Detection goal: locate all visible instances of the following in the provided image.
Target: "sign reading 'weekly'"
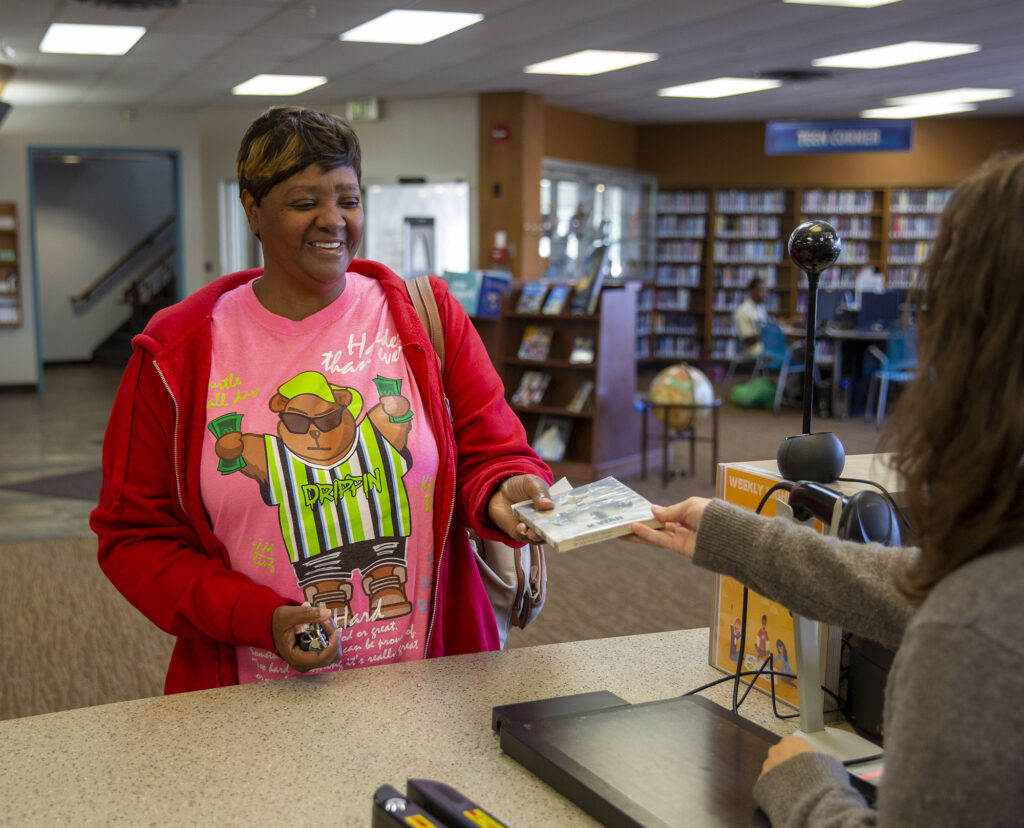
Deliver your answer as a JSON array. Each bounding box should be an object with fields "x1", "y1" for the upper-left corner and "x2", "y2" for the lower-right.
[{"x1": 765, "y1": 120, "x2": 913, "y2": 155}]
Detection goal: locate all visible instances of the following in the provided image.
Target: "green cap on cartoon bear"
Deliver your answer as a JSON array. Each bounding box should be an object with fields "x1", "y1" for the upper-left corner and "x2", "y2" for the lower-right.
[{"x1": 279, "y1": 371, "x2": 362, "y2": 417}]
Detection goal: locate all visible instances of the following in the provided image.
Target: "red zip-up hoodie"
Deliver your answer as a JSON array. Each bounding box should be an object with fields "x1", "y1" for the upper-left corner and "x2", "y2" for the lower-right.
[{"x1": 91, "y1": 261, "x2": 551, "y2": 694}]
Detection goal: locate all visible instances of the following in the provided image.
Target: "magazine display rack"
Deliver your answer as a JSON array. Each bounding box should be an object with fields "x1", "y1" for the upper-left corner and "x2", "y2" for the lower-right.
[{"x1": 501, "y1": 282, "x2": 641, "y2": 483}]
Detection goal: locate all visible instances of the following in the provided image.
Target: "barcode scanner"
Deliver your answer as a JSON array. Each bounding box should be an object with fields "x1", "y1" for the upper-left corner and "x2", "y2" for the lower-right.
[{"x1": 788, "y1": 481, "x2": 901, "y2": 545}]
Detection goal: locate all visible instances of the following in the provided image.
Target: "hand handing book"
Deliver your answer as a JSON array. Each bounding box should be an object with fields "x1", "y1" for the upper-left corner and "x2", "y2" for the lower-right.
[{"x1": 512, "y1": 477, "x2": 663, "y2": 552}]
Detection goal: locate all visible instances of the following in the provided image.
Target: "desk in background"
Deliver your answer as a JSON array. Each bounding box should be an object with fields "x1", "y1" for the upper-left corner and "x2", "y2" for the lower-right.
[
  {"x1": 823, "y1": 325, "x2": 894, "y2": 419},
  {"x1": 0, "y1": 630, "x2": 795, "y2": 827}
]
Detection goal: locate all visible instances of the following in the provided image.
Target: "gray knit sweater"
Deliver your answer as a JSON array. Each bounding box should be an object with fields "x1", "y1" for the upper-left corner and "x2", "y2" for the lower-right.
[{"x1": 694, "y1": 499, "x2": 1024, "y2": 827}]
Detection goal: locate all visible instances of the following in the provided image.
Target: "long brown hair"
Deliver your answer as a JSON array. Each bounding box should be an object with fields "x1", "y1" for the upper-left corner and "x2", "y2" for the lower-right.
[{"x1": 882, "y1": 152, "x2": 1024, "y2": 603}]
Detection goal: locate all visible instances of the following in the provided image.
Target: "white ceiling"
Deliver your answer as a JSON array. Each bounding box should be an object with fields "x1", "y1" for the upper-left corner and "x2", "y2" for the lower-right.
[{"x1": 1, "y1": 0, "x2": 1022, "y2": 124}]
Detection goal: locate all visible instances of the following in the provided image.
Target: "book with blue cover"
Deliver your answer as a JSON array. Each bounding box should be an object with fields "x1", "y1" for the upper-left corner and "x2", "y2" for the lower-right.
[{"x1": 516, "y1": 282, "x2": 548, "y2": 313}]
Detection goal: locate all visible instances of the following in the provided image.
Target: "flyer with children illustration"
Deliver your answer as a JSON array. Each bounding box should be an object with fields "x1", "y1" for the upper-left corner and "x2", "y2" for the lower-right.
[{"x1": 711, "y1": 462, "x2": 838, "y2": 710}]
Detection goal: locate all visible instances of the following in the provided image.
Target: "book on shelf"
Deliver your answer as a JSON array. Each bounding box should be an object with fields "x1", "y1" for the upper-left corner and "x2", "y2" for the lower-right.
[
  {"x1": 541, "y1": 283, "x2": 571, "y2": 315},
  {"x1": 517, "y1": 325, "x2": 554, "y2": 361},
  {"x1": 531, "y1": 415, "x2": 573, "y2": 462},
  {"x1": 510, "y1": 371, "x2": 551, "y2": 407},
  {"x1": 516, "y1": 281, "x2": 548, "y2": 313},
  {"x1": 512, "y1": 476, "x2": 663, "y2": 553},
  {"x1": 569, "y1": 243, "x2": 609, "y2": 316},
  {"x1": 568, "y1": 335, "x2": 595, "y2": 364},
  {"x1": 566, "y1": 379, "x2": 594, "y2": 413}
]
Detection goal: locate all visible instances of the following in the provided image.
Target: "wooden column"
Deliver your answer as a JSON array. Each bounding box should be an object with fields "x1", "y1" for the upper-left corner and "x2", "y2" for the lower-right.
[{"x1": 478, "y1": 92, "x2": 544, "y2": 282}]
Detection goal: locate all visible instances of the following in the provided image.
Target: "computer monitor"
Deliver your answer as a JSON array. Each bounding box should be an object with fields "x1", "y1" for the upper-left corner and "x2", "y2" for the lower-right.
[
  {"x1": 857, "y1": 291, "x2": 901, "y2": 331},
  {"x1": 815, "y1": 289, "x2": 848, "y2": 325}
]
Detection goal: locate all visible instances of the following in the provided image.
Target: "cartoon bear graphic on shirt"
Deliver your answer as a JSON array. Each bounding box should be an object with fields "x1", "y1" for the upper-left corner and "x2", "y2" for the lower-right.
[{"x1": 213, "y1": 370, "x2": 414, "y2": 625}]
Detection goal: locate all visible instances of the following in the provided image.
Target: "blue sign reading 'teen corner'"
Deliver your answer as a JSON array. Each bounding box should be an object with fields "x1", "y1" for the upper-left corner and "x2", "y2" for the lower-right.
[{"x1": 765, "y1": 120, "x2": 913, "y2": 155}]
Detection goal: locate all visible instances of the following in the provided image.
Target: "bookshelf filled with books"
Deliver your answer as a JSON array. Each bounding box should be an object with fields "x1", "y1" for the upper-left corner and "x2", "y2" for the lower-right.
[
  {"x1": 887, "y1": 187, "x2": 952, "y2": 290},
  {"x1": 643, "y1": 185, "x2": 952, "y2": 371},
  {"x1": 794, "y1": 188, "x2": 885, "y2": 316},
  {"x1": 501, "y1": 281, "x2": 641, "y2": 483},
  {"x1": 639, "y1": 188, "x2": 708, "y2": 366},
  {"x1": 709, "y1": 188, "x2": 793, "y2": 362}
]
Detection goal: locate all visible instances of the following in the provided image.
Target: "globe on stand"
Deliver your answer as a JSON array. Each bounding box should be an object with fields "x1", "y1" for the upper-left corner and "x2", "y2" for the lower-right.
[{"x1": 648, "y1": 363, "x2": 714, "y2": 431}]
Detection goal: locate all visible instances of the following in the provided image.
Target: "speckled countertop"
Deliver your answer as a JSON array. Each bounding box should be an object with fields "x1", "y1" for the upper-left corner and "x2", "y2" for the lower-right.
[{"x1": 0, "y1": 629, "x2": 795, "y2": 826}]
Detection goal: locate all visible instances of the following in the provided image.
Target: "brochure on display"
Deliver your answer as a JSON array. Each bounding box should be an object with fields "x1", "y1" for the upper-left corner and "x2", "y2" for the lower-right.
[{"x1": 512, "y1": 476, "x2": 663, "y2": 552}]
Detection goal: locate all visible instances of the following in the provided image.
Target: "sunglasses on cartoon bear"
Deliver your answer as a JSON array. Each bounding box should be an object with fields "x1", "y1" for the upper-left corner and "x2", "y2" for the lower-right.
[{"x1": 278, "y1": 408, "x2": 345, "y2": 434}]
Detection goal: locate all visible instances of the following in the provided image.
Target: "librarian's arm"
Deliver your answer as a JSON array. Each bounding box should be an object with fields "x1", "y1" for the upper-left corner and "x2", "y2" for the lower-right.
[{"x1": 629, "y1": 497, "x2": 711, "y2": 559}]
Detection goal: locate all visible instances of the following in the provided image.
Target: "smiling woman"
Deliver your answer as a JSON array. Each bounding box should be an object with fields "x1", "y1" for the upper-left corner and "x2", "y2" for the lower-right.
[{"x1": 90, "y1": 106, "x2": 555, "y2": 697}]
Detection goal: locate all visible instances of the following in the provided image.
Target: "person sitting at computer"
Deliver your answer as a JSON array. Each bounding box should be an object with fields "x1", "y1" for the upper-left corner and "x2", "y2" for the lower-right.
[
  {"x1": 733, "y1": 276, "x2": 769, "y2": 356},
  {"x1": 631, "y1": 151, "x2": 1024, "y2": 826}
]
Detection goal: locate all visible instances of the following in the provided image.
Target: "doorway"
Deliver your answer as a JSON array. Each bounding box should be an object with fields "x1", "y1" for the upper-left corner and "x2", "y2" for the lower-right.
[{"x1": 28, "y1": 147, "x2": 182, "y2": 366}]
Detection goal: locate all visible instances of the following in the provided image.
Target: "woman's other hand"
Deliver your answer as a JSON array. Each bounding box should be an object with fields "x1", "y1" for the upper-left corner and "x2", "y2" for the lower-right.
[
  {"x1": 627, "y1": 496, "x2": 711, "y2": 560},
  {"x1": 759, "y1": 735, "x2": 820, "y2": 779},
  {"x1": 487, "y1": 474, "x2": 553, "y2": 542},
  {"x1": 271, "y1": 604, "x2": 341, "y2": 672}
]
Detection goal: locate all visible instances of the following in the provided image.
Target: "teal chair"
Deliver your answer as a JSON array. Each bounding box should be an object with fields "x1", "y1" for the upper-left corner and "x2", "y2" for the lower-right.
[
  {"x1": 751, "y1": 321, "x2": 819, "y2": 413},
  {"x1": 864, "y1": 328, "x2": 917, "y2": 428}
]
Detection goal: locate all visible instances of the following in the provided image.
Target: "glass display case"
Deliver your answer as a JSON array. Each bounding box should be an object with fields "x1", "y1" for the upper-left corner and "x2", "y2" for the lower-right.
[{"x1": 538, "y1": 159, "x2": 656, "y2": 287}]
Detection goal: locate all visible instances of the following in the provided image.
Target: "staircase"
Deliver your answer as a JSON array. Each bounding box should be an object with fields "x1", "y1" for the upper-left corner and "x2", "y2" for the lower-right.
[{"x1": 68, "y1": 216, "x2": 179, "y2": 367}]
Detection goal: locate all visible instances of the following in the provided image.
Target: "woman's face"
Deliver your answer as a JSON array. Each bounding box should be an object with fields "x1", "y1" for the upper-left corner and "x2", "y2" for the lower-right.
[{"x1": 243, "y1": 163, "x2": 364, "y2": 295}]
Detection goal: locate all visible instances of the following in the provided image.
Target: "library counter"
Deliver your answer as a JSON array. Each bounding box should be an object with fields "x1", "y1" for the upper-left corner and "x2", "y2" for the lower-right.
[{"x1": 0, "y1": 629, "x2": 795, "y2": 827}]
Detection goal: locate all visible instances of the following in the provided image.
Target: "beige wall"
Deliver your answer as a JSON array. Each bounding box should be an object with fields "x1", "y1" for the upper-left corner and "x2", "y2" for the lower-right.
[
  {"x1": 0, "y1": 95, "x2": 479, "y2": 386},
  {"x1": 636, "y1": 117, "x2": 1024, "y2": 187},
  {"x1": 198, "y1": 95, "x2": 480, "y2": 281}
]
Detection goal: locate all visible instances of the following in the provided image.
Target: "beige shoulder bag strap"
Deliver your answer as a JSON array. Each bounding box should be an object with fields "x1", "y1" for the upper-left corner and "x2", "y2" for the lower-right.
[
  {"x1": 401, "y1": 274, "x2": 546, "y2": 648},
  {"x1": 405, "y1": 275, "x2": 445, "y2": 378}
]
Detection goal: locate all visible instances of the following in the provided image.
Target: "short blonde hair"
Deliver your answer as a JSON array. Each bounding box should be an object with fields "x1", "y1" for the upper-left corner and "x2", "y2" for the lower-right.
[{"x1": 236, "y1": 106, "x2": 362, "y2": 205}]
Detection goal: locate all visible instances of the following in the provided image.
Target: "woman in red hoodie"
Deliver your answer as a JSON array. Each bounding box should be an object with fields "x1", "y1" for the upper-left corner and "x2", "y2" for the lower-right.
[{"x1": 91, "y1": 106, "x2": 552, "y2": 694}]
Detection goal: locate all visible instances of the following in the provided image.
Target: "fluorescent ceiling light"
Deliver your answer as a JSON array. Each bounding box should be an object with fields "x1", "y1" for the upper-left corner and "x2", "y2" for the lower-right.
[
  {"x1": 524, "y1": 49, "x2": 658, "y2": 76},
  {"x1": 887, "y1": 87, "x2": 1013, "y2": 105},
  {"x1": 232, "y1": 74, "x2": 327, "y2": 96},
  {"x1": 658, "y1": 77, "x2": 782, "y2": 98},
  {"x1": 339, "y1": 10, "x2": 483, "y2": 45},
  {"x1": 861, "y1": 102, "x2": 976, "y2": 118},
  {"x1": 813, "y1": 41, "x2": 979, "y2": 69},
  {"x1": 784, "y1": 0, "x2": 902, "y2": 7},
  {"x1": 40, "y1": 23, "x2": 146, "y2": 56}
]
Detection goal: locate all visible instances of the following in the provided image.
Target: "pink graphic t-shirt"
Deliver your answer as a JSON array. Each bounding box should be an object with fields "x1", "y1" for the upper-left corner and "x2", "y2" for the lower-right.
[{"x1": 199, "y1": 274, "x2": 439, "y2": 683}]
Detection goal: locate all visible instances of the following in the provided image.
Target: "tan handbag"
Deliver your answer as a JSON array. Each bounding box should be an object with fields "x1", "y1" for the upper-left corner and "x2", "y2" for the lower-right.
[{"x1": 404, "y1": 275, "x2": 547, "y2": 647}]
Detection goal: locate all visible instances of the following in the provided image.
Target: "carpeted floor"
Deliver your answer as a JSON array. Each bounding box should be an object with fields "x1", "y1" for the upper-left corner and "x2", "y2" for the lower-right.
[{"x1": 0, "y1": 537, "x2": 174, "y2": 721}]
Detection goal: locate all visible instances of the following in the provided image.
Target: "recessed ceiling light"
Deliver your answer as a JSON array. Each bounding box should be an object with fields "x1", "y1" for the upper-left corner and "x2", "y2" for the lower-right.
[
  {"x1": 861, "y1": 102, "x2": 977, "y2": 118},
  {"x1": 813, "y1": 41, "x2": 979, "y2": 69},
  {"x1": 40, "y1": 23, "x2": 146, "y2": 55},
  {"x1": 524, "y1": 50, "x2": 659, "y2": 76},
  {"x1": 783, "y1": 0, "x2": 902, "y2": 7},
  {"x1": 339, "y1": 10, "x2": 483, "y2": 45},
  {"x1": 886, "y1": 87, "x2": 1013, "y2": 105},
  {"x1": 231, "y1": 74, "x2": 327, "y2": 96},
  {"x1": 658, "y1": 77, "x2": 783, "y2": 98}
]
